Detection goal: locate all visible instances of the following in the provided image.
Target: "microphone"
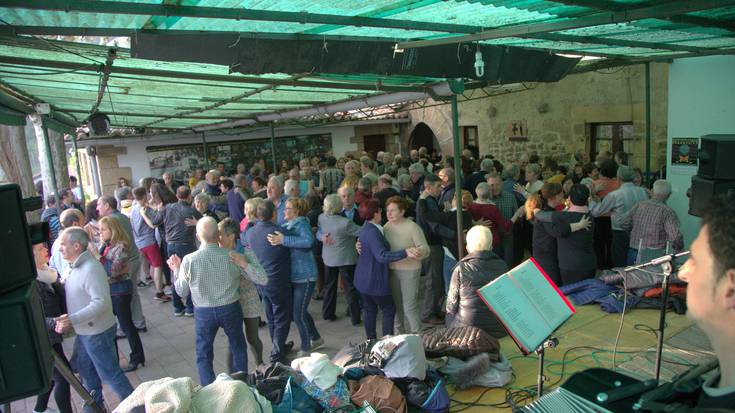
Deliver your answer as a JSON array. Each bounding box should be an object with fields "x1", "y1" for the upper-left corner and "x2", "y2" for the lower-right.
[{"x1": 623, "y1": 251, "x2": 690, "y2": 272}]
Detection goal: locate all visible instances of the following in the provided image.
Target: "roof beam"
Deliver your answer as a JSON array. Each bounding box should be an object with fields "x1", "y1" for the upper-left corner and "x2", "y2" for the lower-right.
[
  {"x1": 571, "y1": 46, "x2": 735, "y2": 73},
  {"x1": 530, "y1": 32, "x2": 714, "y2": 53},
  {"x1": 0, "y1": 55, "x2": 424, "y2": 92},
  {"x1": 397, "y1": 0, "x2": 735, "y2": 48},
  {"x1": 0, "y1": 25, "x2": 721, "y2": 56},
  {"x1": 141, "y1": 74, "x2": 308, "y2": 127},
  {"x1": 548, "y1": 0, "x2": 735, "y2": 32},
  {"x1": 0, "y1": 0, "x2": 479, "y2": 34}
]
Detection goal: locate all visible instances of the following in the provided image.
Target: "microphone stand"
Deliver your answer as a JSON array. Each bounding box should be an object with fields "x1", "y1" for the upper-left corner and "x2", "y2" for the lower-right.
[{"x1": 623, "y1": 251, "x2": 690, "y2": 384}]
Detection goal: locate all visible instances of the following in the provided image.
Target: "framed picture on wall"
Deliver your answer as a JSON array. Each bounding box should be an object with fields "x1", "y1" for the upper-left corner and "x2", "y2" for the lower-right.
[
  {"x1": 507, "y1": 120, "x2": 528, "y2": 141},
  {"x1": 671, "y1": 137, "x2": 699, "y2": 166}
]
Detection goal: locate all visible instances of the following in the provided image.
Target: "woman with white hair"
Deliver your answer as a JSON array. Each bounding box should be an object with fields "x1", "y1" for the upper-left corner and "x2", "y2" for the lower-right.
[
  {"x1": 445, "y1": 225, "x2": 509, "y2": 338},
  {"x1": 317, "y1": 193, "x2": 362, "y2": 323}
]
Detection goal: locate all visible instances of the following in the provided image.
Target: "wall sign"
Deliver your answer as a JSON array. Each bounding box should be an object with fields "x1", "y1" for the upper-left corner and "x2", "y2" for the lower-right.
[
  {"x1": 507, "y1": 120, "x2": 528, "y2": 141},
  {"x1": 671, "y1": 137, "x2": 699, "y2": 167}
]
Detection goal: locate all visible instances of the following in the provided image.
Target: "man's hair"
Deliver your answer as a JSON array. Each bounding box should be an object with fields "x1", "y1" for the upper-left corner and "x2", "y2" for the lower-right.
[
  {"x1": 599, "y1": 159, "x2": 618, "y2": 179},
  {"x1": 323, "y1": 194, "x2": 342, "y2": 215},
  {"x1": 100, "y1": 195, "x2": 117, "y2": 210},
  {"x1": 424, "y1": 174, "x2": 441, "y2": 186},
  {"x1": 702, "y1": 194, "x2": 735, "y2": 283},
  {"x1": 252, "y1": 176, "x2": 266, "y2": 188},
  {"x1": 475, "y1": 182, "x2": 491, "y2": 200},
  {"x1": 176, "y1": 185, "x2": 191, "y2": 200},
  {"x1": 466, "y1": 225, "x2": 493, "y2": 254},
  {"x1": 194, "y1": 193, "x2": 210, "y2": 206},
  {"x1": 652, "y1": 180, "x2": 672, "y2": 197},
  {"x1": 132, "y1": 186, "x2": 148, "y2": 201},
  {"x1": 268, "y1": 176, "x2": 283, "y2": 189},
  {"x1": 256, "y1": 200, "x2": 276, "y2": 221},
  {"x1": 358, "y1": 177, "x2": 372, "y2": 191},
  {"x1": 408, "y1": 163, "x2": 425, "y2": 174},
  {"x1": 69, "y1": 176, "x2": 77, "y2": 183},
  {"x1": 45, "y1": 194, "x2": 57, "y2": 206},
  {"x1": 378, "y1": 175, "x2": 393, "y2": 186},
  {"x1": 115, "y1": 186, "x2": 132, "y2": 201},
  {"x1": 62, "y1": 227, "x2": 89, "y2": 250},
  {"x1": 60, "y1": 208, "x2": 84, "y2": 228},
  {"x1": 480, "y1": 158, "x2": 494, "y2": 172},
  {"x1": 582, "y1": 162, "x2": 597, "y2": 176},
  {"x1": 486, "y1": 172, "x2": 501, "y2": 181},
  {"x1": 284, "y1": 179, "x2": 299, "y2": 195},
  {"x1": 569, "y1": 184, "x2": 590, "y2": 207},
  {"x1": 338, "y1": 186, "x2": 355, "y2": 197},
  {"x1": 218, "y1": 217, "x2": 239, "y2": 238},
  {"x1": 220, "y1": 178, "x2": 234, "y2": 191},
  {"x1": 326, "y1": 156, "x2": 337, "y2": 167},
  {"x1": 196, "y1": 216, "x2": 219, "y2": 243},
  {"x1": 360, "y1": 157, "x2": 374, "y2": 170},
  {"x1": 385, "y1": 195, "x2": 409, "y2": 212},
  {"x1": 617, "y1": 165, "x2": 635, "y2": 182},
  {"x1": 396, "y1": 174, "x2": 411, "y2": 189}
]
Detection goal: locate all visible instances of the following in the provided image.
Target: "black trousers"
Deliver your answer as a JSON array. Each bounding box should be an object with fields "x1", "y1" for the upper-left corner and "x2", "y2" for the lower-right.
[
  {"x1": 611, "y1": 230, "x2": 631, "y2": 269},
  {"x1": 594, "y1": 217, "x2": 613, "y2": 269},
  {"x1": 34, "y1": 342, "x2": 73, "y2": 413},
  {"x1": 111, "y1": 292, "x2": 145, "y2": 365},
  {"x1": 322, "y1": 265, "x2": 361, "y2": 324}
]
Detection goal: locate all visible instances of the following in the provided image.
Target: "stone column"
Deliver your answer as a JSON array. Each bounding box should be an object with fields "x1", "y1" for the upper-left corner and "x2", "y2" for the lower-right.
[
  {"x1": 29, "y1": 114, "x2": 57, "y2": 202},
  {"x1": 0, "y1": 123, "x2": 40, "y2": 221},
  {"x1": 48, "y1": 128, "x2": 69, "y2": 190}
]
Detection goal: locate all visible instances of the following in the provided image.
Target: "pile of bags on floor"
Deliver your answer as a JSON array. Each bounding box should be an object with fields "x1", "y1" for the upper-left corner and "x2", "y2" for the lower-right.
[
  {"x1": 559, "y1": 267, "x2": 688, "y2": 314},
  {"x1": 115, "y1": 326, "x2": 512, "y2": 413}
]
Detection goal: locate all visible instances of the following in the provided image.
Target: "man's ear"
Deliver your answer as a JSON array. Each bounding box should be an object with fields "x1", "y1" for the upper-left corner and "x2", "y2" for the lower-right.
[{"x1": 723, "y1": 269, "x2": 735, "y2": 311}]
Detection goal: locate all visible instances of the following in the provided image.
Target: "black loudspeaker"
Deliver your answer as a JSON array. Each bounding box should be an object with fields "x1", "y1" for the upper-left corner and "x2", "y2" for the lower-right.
[
  {"x1": 0, "y1": 184, "x2": 37, "y2": 294},
  {"x1": 698, "y1": 134, "x2": 735, "y2": 180},
  {"x1": 689, "y1": 175, "x2": 735, "y2": 217},
  {"x1": 0, "y1": 282, "x2": 53, "y2": 403}
]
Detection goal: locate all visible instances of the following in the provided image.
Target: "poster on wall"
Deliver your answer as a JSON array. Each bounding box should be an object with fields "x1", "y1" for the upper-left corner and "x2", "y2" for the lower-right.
[
  {"x1": 507, "y1": 120, "x2": 528, "y2": 141},
  {"x1": 147, "y1": 134, "x2": 332, "y2": 180},
  {"x1": 671, "y1": 137, "x2": 699, "y2": 167}
]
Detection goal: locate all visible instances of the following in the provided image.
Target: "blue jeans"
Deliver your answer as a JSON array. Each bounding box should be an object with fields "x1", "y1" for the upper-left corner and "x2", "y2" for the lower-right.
[
  {"x1": 262, "y1": 284, "x2": 292, "y2": 363},
  {"x1": 361, "y1": 293, "x2": 395, "y2": 340},
  {"x1": 167, "y1": 242, "x2": 195, "y2": 314},
  {"x1": 292, "y1": 281, "x2": 321, "y2": 352},
  {"x1": 194, "y1": 301, "x2": 247, "y2": 385},
  {"x1": 73, "y1": 325, "x2": 133, "y2": 410}
]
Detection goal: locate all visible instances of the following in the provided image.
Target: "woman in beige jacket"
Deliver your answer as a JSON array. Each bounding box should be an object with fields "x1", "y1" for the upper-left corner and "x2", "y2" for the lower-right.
[{"x1": 383, "y1": 196, "x2": 429, "y2": 333}]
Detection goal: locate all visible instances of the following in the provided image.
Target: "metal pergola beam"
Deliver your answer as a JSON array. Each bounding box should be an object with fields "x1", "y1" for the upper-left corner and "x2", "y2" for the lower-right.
[
  {"x1": 548, "y1": 0, "x2": 735, "y2": 32},
  {"x1": 0, "y1": 55, "x2": 426, "y2": 92},
  {"x1": 0, "y1": 24, "x2": 723, "y2": 57},
  {"x1": 397, "y1": 0, "x2": 735, "y2": 48},
  {"x1": 570, "y1": 46, "x2": 735, "y2": 73},
  {"x1": 141, "y1": 75, "x2": 307, "y2": 127},
  {"x1": 530, "y1": 32, "x2": 714, "y2": 54},
  {"x1": 0, "y1": 0, "x2": 479, "y2": 34}
]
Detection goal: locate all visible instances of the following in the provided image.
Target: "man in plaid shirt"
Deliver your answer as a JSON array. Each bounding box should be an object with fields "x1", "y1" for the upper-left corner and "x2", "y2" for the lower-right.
[{"x1": 621, "y1": 179, "x2": 683, "y2": 265}]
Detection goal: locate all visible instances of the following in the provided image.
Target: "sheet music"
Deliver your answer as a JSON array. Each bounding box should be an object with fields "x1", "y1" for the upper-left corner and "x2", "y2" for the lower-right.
[{"x1": 478, "y1": 259, "x2": 575, "y2": 353}]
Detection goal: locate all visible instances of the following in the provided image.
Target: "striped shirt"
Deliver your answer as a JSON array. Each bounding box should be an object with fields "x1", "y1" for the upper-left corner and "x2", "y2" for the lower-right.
[
  {"x1": 621, "y1": 199, "x2": 684, "y2": 251},
  {"x1": 321, "y1": 168, "x2": 343, "y2": 195},
  {"x1": 590, "y1": 182, "x2": 649, "y2": 231},
  {"x1": 175, "y1": 243, "x2": 242, "y2": 308},
  {"x1": 489, "y1": 190, "x2": 519, "y2": 220}
]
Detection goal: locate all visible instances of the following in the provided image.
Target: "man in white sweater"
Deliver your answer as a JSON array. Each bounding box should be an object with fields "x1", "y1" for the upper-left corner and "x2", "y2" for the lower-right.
[{"x1": 54, "y1": 227, "x2": 133, "y2": 410}]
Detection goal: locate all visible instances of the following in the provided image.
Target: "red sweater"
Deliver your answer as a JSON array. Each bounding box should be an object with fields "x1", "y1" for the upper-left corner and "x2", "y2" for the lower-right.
[{"x1": 468, "y1": 202, "x2": 512, "y2": 248}]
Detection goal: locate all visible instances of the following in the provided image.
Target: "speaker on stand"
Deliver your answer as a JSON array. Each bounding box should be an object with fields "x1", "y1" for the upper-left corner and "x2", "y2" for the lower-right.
[{"x1": 688, "y1": 134, "x2": 735, "y2": 217}]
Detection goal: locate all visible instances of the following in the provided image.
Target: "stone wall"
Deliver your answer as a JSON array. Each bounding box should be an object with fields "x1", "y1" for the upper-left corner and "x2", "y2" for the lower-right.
[{"x1": 407, "y1": 62, "x2": 669, "y2": 170}]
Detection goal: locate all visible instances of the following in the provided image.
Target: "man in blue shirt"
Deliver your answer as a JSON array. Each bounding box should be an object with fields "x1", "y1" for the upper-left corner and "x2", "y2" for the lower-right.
[
  {"x1": 246, "y1": 200, "x2": 293, "y2": 362},
  {"x1": 266, "y1": 176, "x2": 288, "y2": 225}
]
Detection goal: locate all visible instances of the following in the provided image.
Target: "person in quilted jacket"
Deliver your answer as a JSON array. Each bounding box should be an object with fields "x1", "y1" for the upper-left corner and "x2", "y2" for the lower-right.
[{"x1": 445, "y1": 225, "x2": 508, "y2": 338}]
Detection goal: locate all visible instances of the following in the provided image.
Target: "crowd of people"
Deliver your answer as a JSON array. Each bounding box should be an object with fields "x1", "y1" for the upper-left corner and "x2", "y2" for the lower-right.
[{"x1": 31, "y1": 146, "x2": 688, "y2": 411}]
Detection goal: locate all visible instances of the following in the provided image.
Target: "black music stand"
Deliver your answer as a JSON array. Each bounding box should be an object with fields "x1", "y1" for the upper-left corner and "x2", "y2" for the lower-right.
[
  {"x1": 535, "y1": 337, "x2": 559, "y2": 398},
  {"x1": 622, "y1": 251, "x2": 689, "y2": 383}
]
